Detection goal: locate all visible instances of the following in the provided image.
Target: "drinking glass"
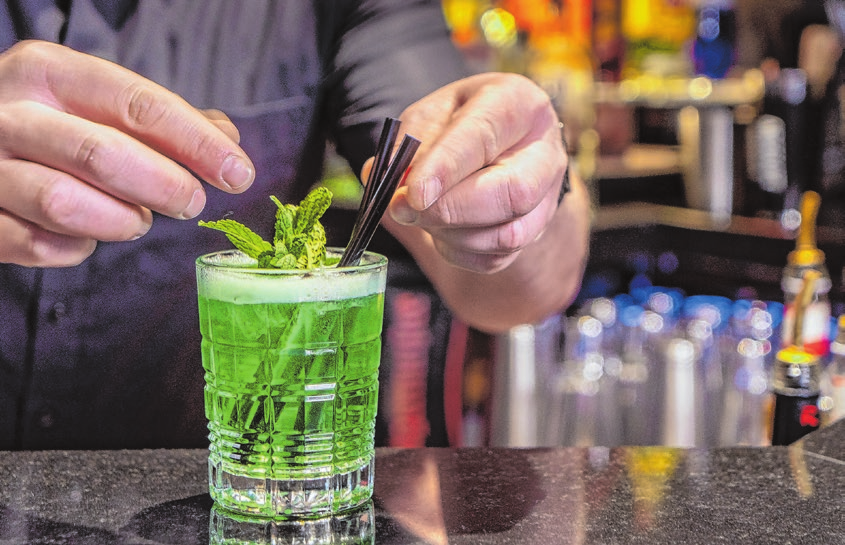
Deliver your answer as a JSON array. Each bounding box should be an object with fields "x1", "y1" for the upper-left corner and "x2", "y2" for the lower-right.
[{"x1": 196, "y1": 248, "x2": 387, "y2": 518}]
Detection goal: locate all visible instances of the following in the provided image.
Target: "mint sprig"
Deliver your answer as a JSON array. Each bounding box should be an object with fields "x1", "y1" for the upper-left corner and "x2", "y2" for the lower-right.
[{"x1": 199, "y1": 187, "x2": 333, "y2": 270}]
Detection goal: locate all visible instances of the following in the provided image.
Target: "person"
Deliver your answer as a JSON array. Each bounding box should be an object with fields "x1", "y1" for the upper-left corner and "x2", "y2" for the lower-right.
[{"x1": 0, "y1": 1, "x2": 591, "y2": 450}]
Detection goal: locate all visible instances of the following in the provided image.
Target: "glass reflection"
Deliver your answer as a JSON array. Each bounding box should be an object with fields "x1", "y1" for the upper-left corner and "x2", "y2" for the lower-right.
[{"x1": 208, "y1": 501, "x2": 374, "y2": 545}]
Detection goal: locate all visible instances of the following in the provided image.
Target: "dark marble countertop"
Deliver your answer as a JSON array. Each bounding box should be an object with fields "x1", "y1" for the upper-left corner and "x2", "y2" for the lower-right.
[{"x1": 1, "y1": 421, "x2": 843, "y2": 544}]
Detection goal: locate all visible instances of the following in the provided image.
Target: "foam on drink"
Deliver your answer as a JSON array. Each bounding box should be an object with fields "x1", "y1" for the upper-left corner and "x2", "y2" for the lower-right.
[{"x1": 198, "y1": 249, "x2": 386, "y2": 304}]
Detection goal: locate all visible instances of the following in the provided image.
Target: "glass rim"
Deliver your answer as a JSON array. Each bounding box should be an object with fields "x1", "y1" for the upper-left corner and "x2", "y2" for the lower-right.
[{"x1": 196, "y1": 247, "x2": 387, "y2": 276}]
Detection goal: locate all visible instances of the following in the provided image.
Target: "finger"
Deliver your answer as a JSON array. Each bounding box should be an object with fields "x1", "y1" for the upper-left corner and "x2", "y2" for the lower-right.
[
  {"x1": 0, "y1": 157, "x2": 153, "y2": 240},
  {"x1": 430, "y1": 236, "x2": 519, "y2": 274},
  {"x1": 359, "y1": 157, "x2": 374, "y2": 186},
  {"x1": 0, "y1": 210, "x2": 96, "y2": 267},
  {"x1": 202, "y1": 109, "x2": 241, "y2": 143},
  {"x1": 13, "y1": 41, "x2": 255, "y2": 192},
  {"x1": 402, "y1": 75, "x2": 555, "y2": 209},
  {"x1": 0, "y1": 101, "x2": 205, "y2": 219},
  {"x1": 424, "y1": 201, "x2": 556, "y2": 257},
  {"x1": 390, "y1": 136, "x2": 564, "y2": 228}
]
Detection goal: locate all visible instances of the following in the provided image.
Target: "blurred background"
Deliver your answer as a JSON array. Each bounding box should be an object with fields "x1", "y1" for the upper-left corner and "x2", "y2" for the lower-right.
[{"x1": 324, "y1": 0, "x2": 845, "y2": 450}]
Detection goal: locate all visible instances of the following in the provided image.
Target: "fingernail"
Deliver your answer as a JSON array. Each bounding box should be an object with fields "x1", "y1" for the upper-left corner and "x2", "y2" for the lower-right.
[
  {"x1": 389, "y1": 200, "x2": 418, "y2": 225},
  {"x1": 221, "y1": 154, "x2": 254, "y2": 191},
  {"x1": 413, "y1": 176, "x2": 442, "y2": 209},
  {"x1": 130, "y1": 221, "x2": 152, "y2": 241},
  {"x1": 181, "y1": 189, "x2": 206, "y2": 219}
]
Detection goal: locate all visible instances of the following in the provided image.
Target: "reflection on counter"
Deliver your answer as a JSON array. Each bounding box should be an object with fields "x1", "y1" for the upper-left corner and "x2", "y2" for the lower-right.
[{"x1": 209, "y1": 502, "x2": 375, "y2": 544}]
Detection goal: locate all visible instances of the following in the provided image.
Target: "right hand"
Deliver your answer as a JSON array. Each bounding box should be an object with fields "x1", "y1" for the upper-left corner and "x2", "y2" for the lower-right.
[{"x1": 0, "y1": 40, "x2": 256, "y2": 267}]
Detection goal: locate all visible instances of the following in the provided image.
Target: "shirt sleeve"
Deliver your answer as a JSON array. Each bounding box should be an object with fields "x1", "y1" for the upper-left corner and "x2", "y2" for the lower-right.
[{"x1": 318, "y1": 0, "x2": 470, "y2": 176}]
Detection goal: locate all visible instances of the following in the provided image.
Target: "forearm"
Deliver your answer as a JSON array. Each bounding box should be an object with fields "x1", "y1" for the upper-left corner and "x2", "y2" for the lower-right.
[{"x1": 385, "y1": 173, "x2": 591, "y2": 334}]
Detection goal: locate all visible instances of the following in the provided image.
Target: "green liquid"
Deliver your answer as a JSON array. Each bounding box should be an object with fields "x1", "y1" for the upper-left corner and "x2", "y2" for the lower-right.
[{"x1": 197, "y1": 259, "x2": 385, "y2": 517}]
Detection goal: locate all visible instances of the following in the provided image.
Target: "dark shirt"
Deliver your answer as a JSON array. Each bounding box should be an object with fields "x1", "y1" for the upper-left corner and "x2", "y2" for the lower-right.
[{"x1": 0, "y1": 0, "x2": 467, "y2": 449}]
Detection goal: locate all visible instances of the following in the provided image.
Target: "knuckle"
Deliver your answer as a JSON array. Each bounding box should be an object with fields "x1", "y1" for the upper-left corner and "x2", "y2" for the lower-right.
[
  {"x1": 428, "y1": 193, "x2": 461, "y2": 226},
  {"x1": 120, "y1": 82, "x2": 167, "y2": 129},
  {"x1": 71, "y1": 131, "x2": 126, "y2": 185},
  {"x1": 468, "y1": 114, "x2": 499, "y2": 165},
  {"x1": 155, "y1": 176, "x2": 192, "y2": 213},
  {"x1": 0, "y1": 41, "x2": 54, "y2": 92},
  {"x1": 496, "y1": 219, "x2": 531, "y2": 253},
  {"x1": 36, "y1": 176, "x2": 79, "y2": 228},
  {"x1": 182, "y1": 128, "x2": 220, "y2": 159},
  {"x1": 501, "y1": 172, "x2": 542, "y2": 218},
  {"x1": 5, "y1": 40, "x2": 52, "y2": 68},
  {"x1": 69, "y1": 130, "x2": 191, "y2": 214},
  {"x1": 74, "y1": 133, "x2": 102, "y2": 172}
]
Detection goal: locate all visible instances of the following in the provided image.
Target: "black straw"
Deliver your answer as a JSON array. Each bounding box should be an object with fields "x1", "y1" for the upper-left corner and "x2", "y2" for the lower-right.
[
  {"x1": 339, "y1": 119, "x2": 421, "y2": 267},
  {"x1": 348, "y1": 118, "x2": 402, "y2": 245}
]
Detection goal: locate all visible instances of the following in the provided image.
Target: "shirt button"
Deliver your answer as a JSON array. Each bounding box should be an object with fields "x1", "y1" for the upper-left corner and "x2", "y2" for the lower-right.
[
  {"x1": 37, "y1": 409, "x2": 55, "y2": 429},
  {"x1": 49, "y1": 302, "x2": 67, "y2": 322}
]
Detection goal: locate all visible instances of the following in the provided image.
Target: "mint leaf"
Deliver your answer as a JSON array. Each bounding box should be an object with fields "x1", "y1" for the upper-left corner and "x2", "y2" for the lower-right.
[
  {"x1": 270, "y1": 196, "x2": 295, "y2": 249},
  {"x1": 200, "y1": 187, "x2": 333, "y2": 270},
  {"x1": 293, "y1": 187, "x2": 332, "y2": 236},
  {"x1": 197, "y1": 219, "x2": 272, "y2": 260},
  {"x1": 270, "y1": 253, "x2": 297, "y2": 269}
]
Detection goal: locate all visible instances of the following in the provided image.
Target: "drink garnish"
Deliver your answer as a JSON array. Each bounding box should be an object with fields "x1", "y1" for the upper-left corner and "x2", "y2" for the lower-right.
[{"x1": 199, "y1": 187, "x2": 333, "y2": 269}]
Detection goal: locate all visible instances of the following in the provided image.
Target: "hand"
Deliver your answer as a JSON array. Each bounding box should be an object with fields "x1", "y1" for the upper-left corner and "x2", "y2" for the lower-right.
[
  {"x1": 385, "y1": 72, "x2": 568, "y2": 274},
  {"x1": 0, "y1": 40, "x2": 255, "y2": 267}
]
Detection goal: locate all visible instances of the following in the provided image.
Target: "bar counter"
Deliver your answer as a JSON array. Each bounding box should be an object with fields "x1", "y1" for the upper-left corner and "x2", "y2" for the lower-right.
[{"x1": 1, "y1": 420, "x2": 843, "y2": 544}]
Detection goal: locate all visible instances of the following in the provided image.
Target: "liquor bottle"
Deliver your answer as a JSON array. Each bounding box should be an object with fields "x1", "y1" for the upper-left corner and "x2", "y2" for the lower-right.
[
  {"x1": 780, "y1": 191, "x2": 831, "y2": 357},
  {"x1": 771, "y1": 270, "x2": 823, "y2": 446},
  {"x1": 770, "y1": 346, "x2": 822, "y2": 445}
]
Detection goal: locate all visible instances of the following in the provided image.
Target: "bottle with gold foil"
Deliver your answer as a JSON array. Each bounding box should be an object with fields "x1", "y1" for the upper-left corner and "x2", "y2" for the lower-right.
[
  {"x1": 770, "y1": 346, "x2": 822, "y2": 445},
  {"x1": 780, "y1": 191, "x2": 832, "y2": 357},
  {"x1": 771, "y1": 271, "x2": 823, "y2": 446}
]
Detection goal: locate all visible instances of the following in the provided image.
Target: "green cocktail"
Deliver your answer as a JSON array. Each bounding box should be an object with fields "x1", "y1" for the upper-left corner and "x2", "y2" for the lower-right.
[{"x1": 196, "y1": 248, "x2": 387, "y2": 518}]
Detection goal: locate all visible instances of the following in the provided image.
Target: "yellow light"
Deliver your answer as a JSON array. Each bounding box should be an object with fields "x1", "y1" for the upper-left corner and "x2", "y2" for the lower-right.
[
  {"x1": 480, "y1": 8, "x2": 517, "y2": 48},
  {"x1": 688, "y1": 77, "x2": 713, "y2": 100}
]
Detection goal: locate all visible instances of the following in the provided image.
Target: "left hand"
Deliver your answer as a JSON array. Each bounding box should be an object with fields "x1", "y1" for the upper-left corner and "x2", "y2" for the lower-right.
[{"x1": 384, "y1": 72, "x2": 568, "y2": 274}]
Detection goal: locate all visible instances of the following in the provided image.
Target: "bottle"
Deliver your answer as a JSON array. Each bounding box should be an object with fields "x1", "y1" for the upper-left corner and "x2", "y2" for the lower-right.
[
  {"x1": 771, "y1": 270, "x2": 823, "y2": 445},
  {"x1": 780, "y1": 191, "x2": 831, "y2": 357},
  {"x1": 821, "y1": 314, "x2": 845, "y2": 425},
  {"x1": 770, "y1": 346, "x2": 822, "y2": 445}
]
